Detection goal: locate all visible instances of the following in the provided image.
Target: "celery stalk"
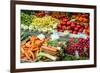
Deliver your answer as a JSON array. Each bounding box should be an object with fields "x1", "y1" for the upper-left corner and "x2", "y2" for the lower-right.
[{"x1": 38, "y1": 52, "x2": 57, "y2": 61}]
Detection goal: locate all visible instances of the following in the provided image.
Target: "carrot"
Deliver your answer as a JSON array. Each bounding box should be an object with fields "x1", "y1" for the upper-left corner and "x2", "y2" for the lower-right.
[
  {"x1": 21, "y1": 35, "x2": 44, "y2": 61},
  {"x1": 30, "y1": 36, "x2": 37, "y2": 41},
  {"x1": 31, "y1": 45, "x2": 37, "y2": 49},
  {"x1": 25, "y1": 41, "x2": 31, "y2": 48},
  {"x1": 21, "y1": 53, "x2": 25, "y2": 58},
  {"x1": 28, "y1": 51, "x2": 32, "y2": 56},
  {"x1": 24, "y1": 51, "x2": 31, "y2": 60},
  {"x1": 41, "y1": 46, "x2": 57, "y2": 52},
  {"x1": 35, "y1": 50, "x2": 39, "y2": 56},
  {"x1": 28, "y1": 50, "x2": 35, "y2": 60},
  {"x1": 23, "y1": 57, "x2": 28, "y2": 60},
  {"x1": 31, "y1": 47, "x2": 39, "y2": 51},
  {"x1": 35, "y1": 40, "x2": 43, "y2": 46},
  {"x1": 21, "y1": 47, "x2": 25, "y2": 54},
  {"x1": 21, "y1": 44, "x2": 26, "y2": 49}
]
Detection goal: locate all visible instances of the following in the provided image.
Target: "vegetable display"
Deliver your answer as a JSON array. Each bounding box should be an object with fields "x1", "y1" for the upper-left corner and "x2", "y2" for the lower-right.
[
  {"x1": 31, "y1": 16, "x2": 59, "y2": 32},
  {"x1": 20, "y1": 10, "x2": 90, "y2": 62},
  {"x1": 65, "y1": 38, "x2": 89, "y2": 57}
]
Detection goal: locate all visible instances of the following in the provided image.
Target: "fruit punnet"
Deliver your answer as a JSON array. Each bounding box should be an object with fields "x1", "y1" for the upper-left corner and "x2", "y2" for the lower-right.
[{"x1": 65, "y1": 38, "x2": 90, "y2": 57}]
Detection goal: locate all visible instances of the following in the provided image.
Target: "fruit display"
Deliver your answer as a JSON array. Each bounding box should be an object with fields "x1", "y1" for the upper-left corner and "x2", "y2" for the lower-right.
[{"x1": 20, "y1": 10, "x2": 90, "y2": 63}]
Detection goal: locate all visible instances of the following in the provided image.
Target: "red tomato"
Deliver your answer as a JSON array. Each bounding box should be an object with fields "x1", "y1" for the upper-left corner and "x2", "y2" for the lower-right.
[
  {"x1": 62, "y1": 26, "x2": 66, "y2": 30},
  {"x1": 71, "y1": 23, "x2": 76, "y2": 28},
  {"x1": 77, "y1": 25, "x2": 81, "y2": 29},
  {"x1": 79, "y1": 28, "x2": 83, "y2": 32},
  {"x1": 74, "y1": 27, "x2": 78, "y2": 31},
  {"x1": 67, "y1": 21, "x2": 71, "y2": 25},
  {"x1": 85, "y1": 25, "x2": 89, "y2": 29},
  {"x1": 57, "y1": 24, "x2": 61, "y2": 28},
  {"x1": 72, "y1": 31, "x2": 78, "y2": 34},
  {"x1": 66, "y1": 26, "x2": 71, "y2": 30},
  {"x1": 60, "y1": 21, "x2": 66, "y2": 25},
  {"x1": 62, "y1": 18, "x2": 68, "y2": 22},
  {"x1": 59, "y1": 30, "x2": 63, "y2": 32},
  {"x1": 69, "y1": 30, "x2": 73, "y2": 33}
]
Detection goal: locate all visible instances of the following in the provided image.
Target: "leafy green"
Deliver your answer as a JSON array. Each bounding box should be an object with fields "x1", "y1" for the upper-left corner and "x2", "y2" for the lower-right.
[
  {"x1": 63, "y1": 55, "x2": 78, "y2": 61},
  {"x1": 21, "y1": 12, "x2": 33, "y2": 26},
  {"x1": 74, "y1": 38, "x2": 78, "y2": 43},
  {"x1": 21, "y1": 30, "x2": 30, "y2": 41},
  {"x1": 47, "y1": 40, "x2": 58, "y2": 47}
]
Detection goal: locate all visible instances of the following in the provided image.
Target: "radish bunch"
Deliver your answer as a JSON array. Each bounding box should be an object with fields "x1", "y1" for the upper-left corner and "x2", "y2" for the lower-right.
[{"x1": 65, "y1": 37, "x2": 90, "y2": 57}]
